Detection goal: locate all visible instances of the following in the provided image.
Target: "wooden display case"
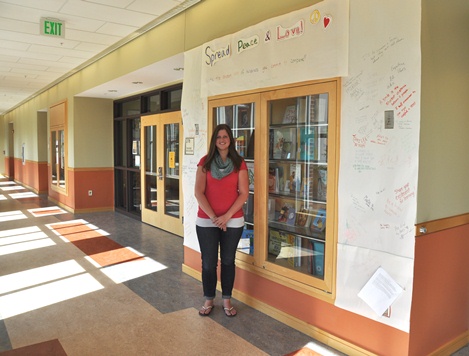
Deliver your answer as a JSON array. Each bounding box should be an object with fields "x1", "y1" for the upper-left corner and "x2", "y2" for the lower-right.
[{"x1": 208, "y1": 79, "x2": 339, "y2": 295}]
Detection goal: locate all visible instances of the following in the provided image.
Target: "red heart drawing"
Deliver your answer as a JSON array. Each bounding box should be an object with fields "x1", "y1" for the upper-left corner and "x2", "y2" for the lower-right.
[{"x1": 324, "y1": 16, "x2": 331, "y2": 28}]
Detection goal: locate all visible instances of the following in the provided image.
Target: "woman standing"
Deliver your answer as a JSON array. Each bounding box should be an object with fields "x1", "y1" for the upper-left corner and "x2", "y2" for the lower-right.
[{"x1": 194, "y1": 124, "x2": 249, "y2": 317}]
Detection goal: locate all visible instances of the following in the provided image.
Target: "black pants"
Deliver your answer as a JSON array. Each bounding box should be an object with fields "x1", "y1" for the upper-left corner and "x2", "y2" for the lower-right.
[{"x1": 196, "y1": 226, "x2": 244, "y2": 299}]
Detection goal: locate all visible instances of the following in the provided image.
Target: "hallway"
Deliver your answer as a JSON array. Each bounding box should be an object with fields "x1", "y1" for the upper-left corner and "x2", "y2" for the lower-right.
[{"x1": 0, "y1": 175, "x2": 343, "y2": 356}]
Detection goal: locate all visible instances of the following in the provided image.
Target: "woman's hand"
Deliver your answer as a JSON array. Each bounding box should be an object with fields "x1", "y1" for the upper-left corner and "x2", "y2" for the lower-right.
[{"x1": 212, "y1": 216, "x2": 228, "y2": 231}]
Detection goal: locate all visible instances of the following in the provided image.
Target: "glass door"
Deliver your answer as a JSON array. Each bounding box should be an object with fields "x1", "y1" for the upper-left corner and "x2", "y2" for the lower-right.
[{"x1": 141, "y1": 111, "x2": 183, "y2": 236}]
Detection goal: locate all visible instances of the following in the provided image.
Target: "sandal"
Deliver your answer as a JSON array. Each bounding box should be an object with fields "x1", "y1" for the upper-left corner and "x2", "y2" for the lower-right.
[
  {"x1": 198, "y1": 305, "x2": 214, "y2": 316},
  {"x1": 223, "y1": 306, "x2": 237, "y2": 317}
]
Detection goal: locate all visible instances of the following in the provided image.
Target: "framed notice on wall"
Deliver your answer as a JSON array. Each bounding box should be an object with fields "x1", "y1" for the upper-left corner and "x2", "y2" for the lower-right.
[{"x1": 185, "y1": 137, "x2": 194, "y2": 155}]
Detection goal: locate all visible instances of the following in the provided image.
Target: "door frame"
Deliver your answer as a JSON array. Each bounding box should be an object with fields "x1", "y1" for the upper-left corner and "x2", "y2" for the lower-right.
[{"x1": 140, "y1": 111, "x2": 183, "y2": 236}]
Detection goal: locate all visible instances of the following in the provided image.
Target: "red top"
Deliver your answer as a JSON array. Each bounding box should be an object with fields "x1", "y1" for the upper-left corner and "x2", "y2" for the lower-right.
[{"x1": 197, "y1": 155, "x2": 247, "y2": 219}]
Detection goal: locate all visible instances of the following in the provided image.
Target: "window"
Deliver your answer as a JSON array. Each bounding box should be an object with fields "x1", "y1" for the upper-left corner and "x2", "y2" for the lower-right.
[{"x1": 49, "y1": 100, "x2": 67, "y2": 192}]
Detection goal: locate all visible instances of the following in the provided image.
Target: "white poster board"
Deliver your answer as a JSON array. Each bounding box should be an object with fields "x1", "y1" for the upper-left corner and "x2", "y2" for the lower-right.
[
  {"x1": 200, "y1": 0, "x2": 349, "y2": 97},
  {"x1": 335, "y1": 0, "x2": 421, "y2": 332}
]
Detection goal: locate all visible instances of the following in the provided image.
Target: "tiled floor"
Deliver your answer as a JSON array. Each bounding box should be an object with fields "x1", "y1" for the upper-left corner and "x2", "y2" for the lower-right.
[
  {"x1": 0, "y1": 176, "x2": 344, "y2": 356},
  {"x1": 1, "y1": 176, "x2": 467, "y2": 356}
]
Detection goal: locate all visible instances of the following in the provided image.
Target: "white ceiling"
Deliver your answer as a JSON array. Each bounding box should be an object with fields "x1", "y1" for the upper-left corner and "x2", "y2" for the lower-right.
[{"x1": 0, "y1": 0, "x2": 194, "y2": 115}]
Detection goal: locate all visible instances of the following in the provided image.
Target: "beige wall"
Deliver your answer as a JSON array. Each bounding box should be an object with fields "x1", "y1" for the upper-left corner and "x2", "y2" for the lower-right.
[
  {"x1": 418, "y1": 0, "x2": 469, "y2": 222},
  {"x1": 73, "y1": 97, "x2": 113, "y2": 168},
  {"x1": 0, "y1": 115, "x2": 4, "y2": 173},
  {"x1": 37, "y1": 111, "x2": 48, "y2": 163}
]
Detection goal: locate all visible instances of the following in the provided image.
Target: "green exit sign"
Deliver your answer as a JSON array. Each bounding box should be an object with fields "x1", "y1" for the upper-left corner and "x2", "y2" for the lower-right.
[{"x1": 40, "y1": 18, "x2": 65, "y2": 38}]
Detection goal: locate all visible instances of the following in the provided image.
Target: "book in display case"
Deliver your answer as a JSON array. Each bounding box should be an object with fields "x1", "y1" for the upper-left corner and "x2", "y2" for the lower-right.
[{"x1": 267, "y1": 93, "x2": 328, "y2": 279}]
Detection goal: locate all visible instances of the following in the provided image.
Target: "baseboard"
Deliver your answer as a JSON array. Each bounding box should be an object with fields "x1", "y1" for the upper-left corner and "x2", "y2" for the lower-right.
[
  {"x1": 13, "y1": 180, "x2": 39, "y2": 194},
  {"x1": 72, "y1": 207, "x2": 115, "y2": 214},
  {"x1": 46, "y1": 195, "x2": 114, "y2": 214},
  {"x1": 429, "y1": 331, "x2": 469, "y2": 356},
  {"x1": 181, "y1": 263, "x2": 376, "y2": 356}
]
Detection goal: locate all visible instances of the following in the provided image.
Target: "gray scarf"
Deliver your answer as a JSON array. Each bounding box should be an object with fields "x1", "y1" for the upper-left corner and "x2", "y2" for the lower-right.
[{"x1": 210, "y1": 154, "x2": 234, "y2": 180}]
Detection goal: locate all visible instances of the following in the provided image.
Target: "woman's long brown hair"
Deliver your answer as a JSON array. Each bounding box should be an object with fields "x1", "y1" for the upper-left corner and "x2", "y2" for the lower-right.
[{"x1": 202, "y1": 124, "x2": 243, "y2": 172}]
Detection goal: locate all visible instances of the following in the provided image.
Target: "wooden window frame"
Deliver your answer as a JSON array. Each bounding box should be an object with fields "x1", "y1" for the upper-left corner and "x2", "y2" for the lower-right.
[{"x1": 49, "y1": 100, "x2": 68, "y2": 194}]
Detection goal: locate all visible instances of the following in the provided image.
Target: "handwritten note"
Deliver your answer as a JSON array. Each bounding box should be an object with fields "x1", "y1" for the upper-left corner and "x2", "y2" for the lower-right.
[
  {"x1": 394, "y1": 182, "x2": 415, "y2": 204},
  {"x1": 380, "y1": 84, "x2": 417, "y2": 120}
]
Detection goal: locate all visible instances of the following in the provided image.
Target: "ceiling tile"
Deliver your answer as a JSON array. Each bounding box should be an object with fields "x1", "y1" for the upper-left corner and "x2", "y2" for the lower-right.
[
  {"x1": 29, "y1": 44, "x2": 96, "y2": 59},
  {"x1": 1, "y1": 48, "x2": 61, "y2": 61},
  {"x1": 86, "y1": 0, "x2": 134, "y2": 8},
  {"x1": 60, "y1": 0, "x2": 155, "y2": 27},
  {"x1": 0, "y1": 39, "x2": 30, "y2": 51},
  {"x1": 128, "y1": 0, "x2": 179, "y2": 16},
  {"x1": 0, "y1": 0, "x2": 65, "y2": 12},
  {"x1": 96, "y1": 23, "x2": 138, "y2": 37},
  {"x1": 66, "y1": 28, "x2": 122, "y2": 45}
]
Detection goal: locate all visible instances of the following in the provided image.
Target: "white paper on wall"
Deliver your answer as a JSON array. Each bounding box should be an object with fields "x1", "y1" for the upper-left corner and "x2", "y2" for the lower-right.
[
  {"x1": 200, "y1": 0, "x2": 349, "y2": 98},
  {"x1": 181, "y1": 47, "x2": 207, "y2": 252},
  {"x1": 335, "y1": 0, "x2": 421, "y2": 332},
  {"x1": 358, "y1": 266, "x2": 404, "y2": 317},
  {"x1": 335, "y1": 244, "x2": 413, "y2": 332}
]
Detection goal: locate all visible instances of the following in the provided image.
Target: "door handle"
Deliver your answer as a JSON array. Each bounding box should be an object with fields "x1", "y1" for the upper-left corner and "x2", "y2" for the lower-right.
[{"x1": 157, "y1": 167, "x2": 163, "y2": 180}]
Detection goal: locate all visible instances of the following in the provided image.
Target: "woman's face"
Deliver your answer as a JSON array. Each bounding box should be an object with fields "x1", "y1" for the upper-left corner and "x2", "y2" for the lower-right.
[{"x1": 215, "y1": 129, "x2": 230, "y2": 152}]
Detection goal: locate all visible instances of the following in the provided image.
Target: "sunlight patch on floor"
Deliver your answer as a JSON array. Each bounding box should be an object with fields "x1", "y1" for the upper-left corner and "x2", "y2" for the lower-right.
[
  {"x1": 47, "y1": 219, "x2": 168, "y2": 282},
  {"x1": 10, "y1": 192, "x2": 38, "y2": 199},
  {"x1": 0, "y1": 230, "x2": 48, "y2": 246},
  {"x1": 100, "y1": 256, "x2": 167, "y2": 284},
  {"x1": 302, "y1": 341, "x2": 345, "y2": 356},
  {"x1": 0, "y1": 260, "x2": 86, "y2": 295},
  {"x1": 0, "y1": 225, "x2": 55, "y2": 256},
  {"x1": 0, "y1": 226, "x2": 42, "y2": 238},
  {"x1": 0, "y1": 273, "x2": 104, "y2": 320},
  {"x1": 1, "y1": 186, "x2": 25, "y2": 191},
  {"x1": 28, "y1": 206, "x2": 67, "y2": 217},
  {"x1": 0, "y1": 238, "x2": 56, "y2": 256},
  {"x1": 0, "y1": 210, "x2": 27, "y2": 222}
]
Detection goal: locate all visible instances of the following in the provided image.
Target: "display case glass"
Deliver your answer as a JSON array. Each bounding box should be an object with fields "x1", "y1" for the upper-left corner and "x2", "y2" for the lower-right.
[{"x1": 266, "y1": 94, "x2": 329, "y2": 279}]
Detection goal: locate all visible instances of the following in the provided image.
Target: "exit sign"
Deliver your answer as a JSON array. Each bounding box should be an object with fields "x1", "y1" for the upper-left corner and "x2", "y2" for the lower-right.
[{"x1": 40, "y1": 18, "x2": 65, "y2": 38}]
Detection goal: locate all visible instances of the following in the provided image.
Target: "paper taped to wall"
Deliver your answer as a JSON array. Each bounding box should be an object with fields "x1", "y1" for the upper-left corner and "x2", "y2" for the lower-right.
[{"x1": 358, "y1": 266, "x2": 404, "y2": 316}]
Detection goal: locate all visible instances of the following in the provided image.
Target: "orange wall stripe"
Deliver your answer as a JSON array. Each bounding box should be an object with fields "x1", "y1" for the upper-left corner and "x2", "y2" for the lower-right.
[
  {"x1": 71, "y1": 168, "x2": 114, "y2": 210},
  {"x1": 410, "y1": 223, "x2": 469, "y2": 355}
]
